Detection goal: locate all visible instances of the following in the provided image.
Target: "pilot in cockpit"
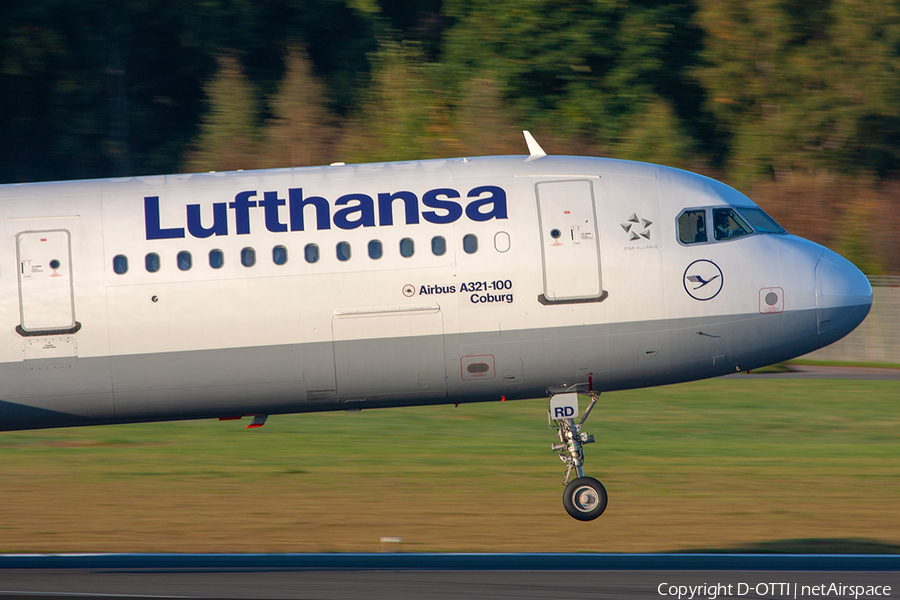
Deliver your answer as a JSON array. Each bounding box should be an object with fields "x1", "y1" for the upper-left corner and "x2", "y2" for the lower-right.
[{"x1": 714, "y1": 209, "x2": 737, "y2": 239}]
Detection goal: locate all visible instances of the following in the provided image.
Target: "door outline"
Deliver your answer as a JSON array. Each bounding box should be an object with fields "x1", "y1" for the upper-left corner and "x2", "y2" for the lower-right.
[
  {"x1": 535, "y1": 180, "x2": 607, "y2": 304},
  {"x1": 15, "y1": 229, "x2": 81, "y2": 336},
  {"x1": 332, "y1": 304, "x2": 447, "y2": 400}
]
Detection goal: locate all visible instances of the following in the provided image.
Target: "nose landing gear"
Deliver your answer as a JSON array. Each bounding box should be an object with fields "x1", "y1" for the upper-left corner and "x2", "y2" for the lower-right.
[
  {"x1": 563, "y1": 476, "x2": 607, "y2": 521},
  {"x1": 550, "y1": 392, "x2": 608, "y2": 521}
]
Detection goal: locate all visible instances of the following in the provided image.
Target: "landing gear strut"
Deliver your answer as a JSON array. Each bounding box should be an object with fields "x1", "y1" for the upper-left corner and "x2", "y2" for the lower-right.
[{"x1": 549, "y1": 392, "x2": 608, "y2": 521}]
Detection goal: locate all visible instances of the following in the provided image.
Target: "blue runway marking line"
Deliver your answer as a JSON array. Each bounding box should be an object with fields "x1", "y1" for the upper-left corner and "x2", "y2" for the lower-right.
[{"x1": 0, "y1": 553, "x2": 897, "y2": 572}]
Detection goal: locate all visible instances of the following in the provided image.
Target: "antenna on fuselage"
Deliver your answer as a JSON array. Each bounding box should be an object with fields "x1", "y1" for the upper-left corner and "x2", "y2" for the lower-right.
[{"x1": 523, "y1": 130, "x2": 547, "y2": 159}]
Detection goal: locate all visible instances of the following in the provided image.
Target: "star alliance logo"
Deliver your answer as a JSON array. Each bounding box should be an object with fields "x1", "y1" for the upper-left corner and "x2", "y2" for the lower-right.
[{"x1": 621, "y1": 213, "x2": 652, "y2": 241}]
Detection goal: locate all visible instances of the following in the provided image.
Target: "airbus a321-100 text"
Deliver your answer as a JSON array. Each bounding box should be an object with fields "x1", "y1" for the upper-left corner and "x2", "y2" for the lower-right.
[{"x1": 0, "y1": 132, "x2": 871, "y2": 520}]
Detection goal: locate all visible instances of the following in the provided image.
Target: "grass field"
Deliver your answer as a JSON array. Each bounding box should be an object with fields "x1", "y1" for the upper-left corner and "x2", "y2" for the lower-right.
[{"x1": 0, "y1": 378, "x2": 897, "y2": 554}]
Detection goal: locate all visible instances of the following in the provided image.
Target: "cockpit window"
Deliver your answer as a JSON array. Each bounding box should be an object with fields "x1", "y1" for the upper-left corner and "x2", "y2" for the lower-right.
[
  {"x1": 736, "y1": 207, "x2": 786, "y2": 234},
  {"x1": 678, "y1": 210, "x2": 708, "y2": 244},
  {"x1": 713, "y1": 208, "x2": 753, "y2": 241}
]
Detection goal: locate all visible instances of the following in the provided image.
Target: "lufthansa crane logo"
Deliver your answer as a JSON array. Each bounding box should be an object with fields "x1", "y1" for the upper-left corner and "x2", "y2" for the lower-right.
[{"x1": 683, "y1": 259, "x2": 723, "y2": 301}]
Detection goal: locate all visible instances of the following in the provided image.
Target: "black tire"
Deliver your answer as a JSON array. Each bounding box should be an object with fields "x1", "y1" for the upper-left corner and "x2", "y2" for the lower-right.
[{"x1": 563, "y1": 477, "x2": 608, "y2": 521}]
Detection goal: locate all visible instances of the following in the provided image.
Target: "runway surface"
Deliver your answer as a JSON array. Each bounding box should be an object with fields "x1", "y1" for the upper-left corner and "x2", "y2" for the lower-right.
[{"x1": 1, "y1": 554, "x2": 898, "y2": 599}]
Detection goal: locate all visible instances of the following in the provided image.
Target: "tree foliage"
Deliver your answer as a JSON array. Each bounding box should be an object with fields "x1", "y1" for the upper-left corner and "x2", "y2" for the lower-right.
[
  {"x1": 438, "y1": 0, "x2": 709, "y2": 165},
  {"x1": 0, "y1": 0, "x2": 376, "y2": 183},
  {"x1": 3, "y1": 0, "x2": 900, "y2": 272},
  {"x1": 5, "y1": 0, "x2": 900, "y2": 182},
  {"x1": 338, "y1": 42, "x2": 440, "y2": 163},
  {"x1": 184, "y1": 55, "x2": 261, "y2": 173},
  {"x1": 261, "y1": 45, "x2": 337, "y2": 168},
  {"x1": 695, "y1": 0, "x2": 900, "y2": 182}
]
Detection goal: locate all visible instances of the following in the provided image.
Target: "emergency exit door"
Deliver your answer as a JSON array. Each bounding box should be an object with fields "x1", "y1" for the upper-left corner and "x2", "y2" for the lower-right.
[
  {"x1": 535, "y1": 180, "x2": 605, "y2": 303},
  {"x1": 16, "y1": 230, "x2": 77, "y2": 334}
]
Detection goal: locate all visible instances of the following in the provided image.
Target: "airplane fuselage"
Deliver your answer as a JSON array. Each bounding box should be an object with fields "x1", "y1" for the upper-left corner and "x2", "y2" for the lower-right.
[{"x1": 0, "y1": 154, "x2": 872, "y2": 431}]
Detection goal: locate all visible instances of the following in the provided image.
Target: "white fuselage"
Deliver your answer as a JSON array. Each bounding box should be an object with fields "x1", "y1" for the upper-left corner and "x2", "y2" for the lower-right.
[{"x1": 0, "y1": 155, "x2": 872, "y2": 430}]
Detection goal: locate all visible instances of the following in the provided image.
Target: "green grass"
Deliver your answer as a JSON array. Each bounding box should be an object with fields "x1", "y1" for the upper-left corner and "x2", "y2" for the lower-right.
[
  {"x1": 0, "y1": 378, "x2": 897, "y2": 553},
  {"x1": 787, "y1": 359, "x2": 900, "y2": 370}
]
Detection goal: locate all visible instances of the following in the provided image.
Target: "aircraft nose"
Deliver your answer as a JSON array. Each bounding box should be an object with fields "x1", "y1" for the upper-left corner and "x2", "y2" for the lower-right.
[{"x1": 815, "y1": 248, "x2": 872, "y2": 348}]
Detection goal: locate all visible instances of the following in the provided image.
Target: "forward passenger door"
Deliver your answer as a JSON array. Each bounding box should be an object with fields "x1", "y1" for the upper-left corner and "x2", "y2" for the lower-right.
[{"x1": 535, "y1": 180, "x2": 604, "y2": 303}]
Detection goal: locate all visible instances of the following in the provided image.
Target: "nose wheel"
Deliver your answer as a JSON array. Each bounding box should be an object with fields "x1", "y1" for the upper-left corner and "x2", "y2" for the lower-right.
[
  {"x1": 563, "y1": 477, "x2": 607, "y2": 521},
  {"x1": 549, "y1": 392, "x2": 607, "y2": 521}
]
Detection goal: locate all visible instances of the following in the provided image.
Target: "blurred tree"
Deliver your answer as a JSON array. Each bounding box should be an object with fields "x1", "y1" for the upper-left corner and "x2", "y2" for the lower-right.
[
  {"x1": 258, "y1": 45, "x2": 338, "y2": 168},
  {"x1": 694, "y1": 0, "x2": 900, "y2": 182},
  {"x1": 437, "y1": 0, "x2": 711, "y2": 165},
  {"x1": 0, "y1": 0, "x2": 378, "y2": 183},
  {"x1": 0, "y1": 1, "x2": 219, "y2": 182},
  {"x1": 184, "y1": 54, "x2": 261, "y2": 173},
  {"x1": 829, "y1": 0, "x2": 900, "y2": 177},
  {"x1": 336, "y1": 42, "x2": 443, "y2": 163},
  {"x1": 447, "y1": 74, "x2": 523, "y2": 156},
  {"x1": 375, "y1": 0, "x2": 449, "y2": 59},
  {"x1": 617, "y1": 98, "x2": 697, "y2": 169}
]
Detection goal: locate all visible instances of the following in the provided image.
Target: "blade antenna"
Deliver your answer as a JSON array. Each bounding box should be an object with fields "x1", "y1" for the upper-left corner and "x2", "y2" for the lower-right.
[{"x1": 523, "y1": 130, "x2": 547, "y2": 159}]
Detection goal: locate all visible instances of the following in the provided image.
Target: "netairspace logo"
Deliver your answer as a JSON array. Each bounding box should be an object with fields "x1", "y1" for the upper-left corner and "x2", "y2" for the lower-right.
[{"x1": 657, "y1": 582, "x2": 892, "y2": 600}]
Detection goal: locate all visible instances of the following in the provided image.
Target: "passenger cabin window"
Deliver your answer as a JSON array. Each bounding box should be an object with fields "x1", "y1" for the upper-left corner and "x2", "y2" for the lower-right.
[
  {"x1": 713, "y1": 208, "x2": 753, "y2": 241},
  {"x1": 463, "y1": 234, "x2": 478, "y2": 254},
  {"x1": 177, "y1": 251, "x2": 192, "y2": 271},
  {"x1": 241, "y1": 247, "x2": 256, "y2": 267},
  {"x1": 494, "y1": 231, "x2": 511, "y2": 253},
  {"x1": 273, "y1": 245, "x2": 287, "y2": 265},
  {"x1": 431, "y1": 236, "x2": 446, "y2": 256},
  {"x1": 209, "y1": 249, "x2": 224, "y2": 269},
  {"x1": 736, "y1": 207, "x2": 786, "y2": 234},
  {"x1": 336, "y1": 241, "x2": 351, "y2": 261},
  {"x1": 113, "y1": 255, "x2": 128, "y2": 274},
  {"x1": 368, "y1": 240, "x2": 383, "y2": 260},
  {"x1": 145, "y1": 253, "x2": 160, "y2": 273},
  {"x1": 678, "y1": 210, "x2": 707, "y2": 244},
  {"x1": 305, "y1": 244, "x2": 319, "y2": 263},
  {"x1": 400, "y1": 237, "x2": 414, "y2": 257}
]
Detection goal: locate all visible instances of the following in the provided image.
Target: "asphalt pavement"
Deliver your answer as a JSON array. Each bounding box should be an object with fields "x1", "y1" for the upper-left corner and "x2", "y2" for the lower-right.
[{"x1": 1, "y1": 554, "x2": 899, "y2": 600}]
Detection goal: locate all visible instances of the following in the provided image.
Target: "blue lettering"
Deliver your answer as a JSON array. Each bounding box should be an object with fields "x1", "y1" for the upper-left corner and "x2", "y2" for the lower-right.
[
  {"x1": 378, "y1": 191, "x2": 419, "y2": 226},
  {"x1": 470, "y1": 292, "x2": 514, "y2": 304},
  {"x1": 289, "y1": 188, "x2": 330, "y2": 231},
  {"x1": 145, "y1": 196, "x2": 185, "y2": 240},
  {"x1": 465, "y1": 185, "x2": 508, "y2": 222},
  {"x1": 229, "y1": 191, "x2": 257, "y2": 235},
  {"x1": 334, "y1": 193, "x2": 376, "y2": 230},
  {"x1": 186, "y1": 202, "x2": 228, "y2": 238},
  {"x1": 553, "y1": 406, "x2": 575, "y2": 418},
  {"x1": 148, "y1": 185, "x2": 509, "y2": 240},
  {"x1": 259, "y1": 191, "x2": 287, "y2": 233},
  {"x1": 422, "y1": 188, "x2": 463, "y2": 224}
]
